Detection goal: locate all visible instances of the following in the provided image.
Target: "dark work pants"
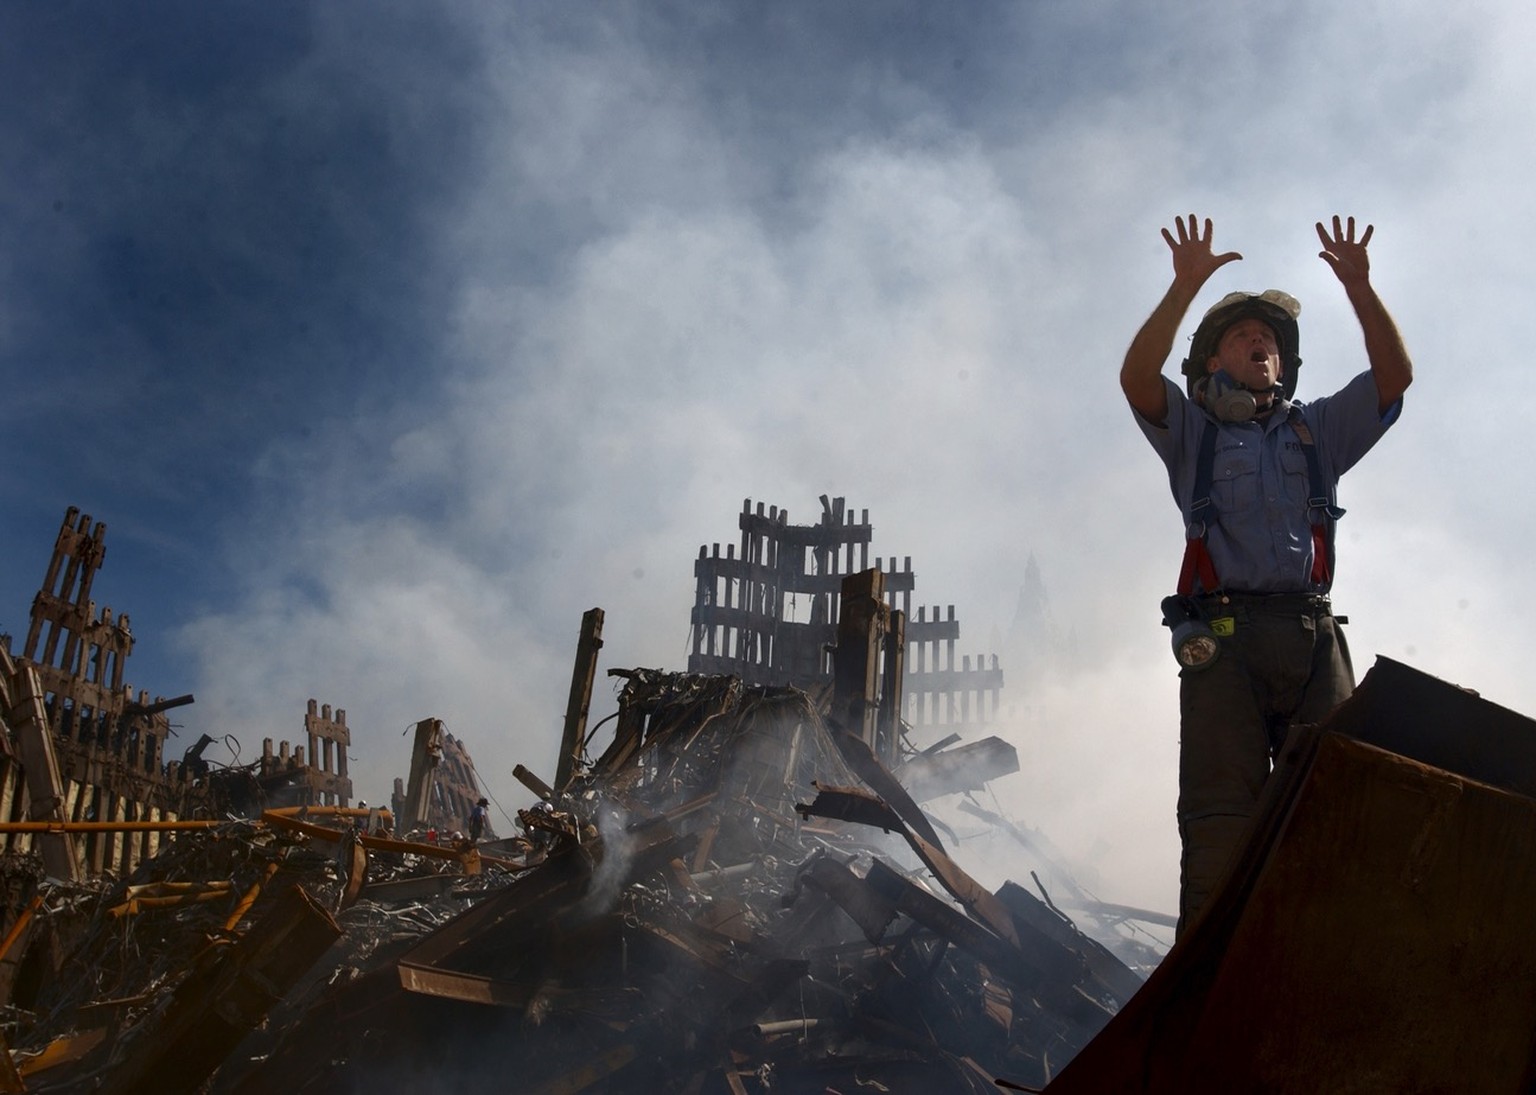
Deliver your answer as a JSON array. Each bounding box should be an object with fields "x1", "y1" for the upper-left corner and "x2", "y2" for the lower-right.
[{"x1": 1177, "y1": 596, "x2": 1355, "y2": 936}]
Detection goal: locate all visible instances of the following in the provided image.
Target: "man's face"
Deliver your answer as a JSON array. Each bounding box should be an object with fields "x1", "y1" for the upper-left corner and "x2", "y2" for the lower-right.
[{"x1": 1207, "y1": 317, "x2": 1283, "y2": 393}]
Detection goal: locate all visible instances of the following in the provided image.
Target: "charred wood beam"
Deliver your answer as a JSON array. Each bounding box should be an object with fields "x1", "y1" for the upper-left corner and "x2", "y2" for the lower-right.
[
  {"x1": 121, "y1": 693, "x2": 194, "y2": 717},
  {"x1": 861, "y1": 859, "x2": 1105, "y2": 1029},
  {"x1": 8, "y1": 661, "x2": 80, "y2": 880},
  {"x1": 894, "y1": 736, "x2": 1020, "y2": 804},
  {"x1": 259, "y1": 811, "x2": 481, "y2": 873},
  {"x1": 994, "y1": 881, "x2": 1144, "y2": 1008},
  {"x1": 832, "y1": 569, "x2": 885, "y2": 753},
  {"x1": 786, "y1": 852, "x2": 897, "y2": 944},
  {"x1": 98, "y1": 885, "x2": 342, "y2": 1095},
  {"x1": 878, "y1": 608, "x2": 905, "y2": 764},
  {"x1": 513, "y1": 763, "x2": 557, "y2": 801},
  {"x1": 796, "y1": 784, "x2": 1020, "y2": 948},
  {"x1": 556, "y1": 608, "x2": 604, "y2": 792},
  {"x1": 397, "y1": 825, "x2": 692, "y2": 1002},
  {"x1": 827, "y1": 728, "x2": 947, "y2": 851}
]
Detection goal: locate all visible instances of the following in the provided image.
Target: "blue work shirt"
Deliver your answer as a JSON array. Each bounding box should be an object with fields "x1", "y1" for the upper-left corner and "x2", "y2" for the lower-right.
[{"x1": 1134, "y1": 372, "x2": 1400, "y2": 594}]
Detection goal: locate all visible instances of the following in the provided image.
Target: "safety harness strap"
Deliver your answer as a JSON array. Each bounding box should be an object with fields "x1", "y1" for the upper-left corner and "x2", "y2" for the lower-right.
[
  {"x1": 1287, "y1": 409, "x2": 1344, "y2": 588},
  {"x1": 1176, "y1": 409, "x2": 1343, "y2": 595},
  {"x1": 1176, "y1": 421, "x2": 1220, "y2": 596}
]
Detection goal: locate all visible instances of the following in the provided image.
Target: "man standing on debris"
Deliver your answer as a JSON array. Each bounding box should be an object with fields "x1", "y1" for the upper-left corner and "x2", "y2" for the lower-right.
[
  {"x1": 468, "y1": 796, "x2": 489, "y2": 842},
  {"x1": 1121, "y1": 214, "x2": 1412, "y2": 935}
]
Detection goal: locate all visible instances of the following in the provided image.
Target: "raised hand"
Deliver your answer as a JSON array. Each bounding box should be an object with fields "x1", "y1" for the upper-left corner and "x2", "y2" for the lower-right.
[
  {"x1": 1161, "y1": 214, "x2": 1242, "y2": 289},
  {"x1": 1316, "y1": 215, "x2": 1374, "y2": 286}
]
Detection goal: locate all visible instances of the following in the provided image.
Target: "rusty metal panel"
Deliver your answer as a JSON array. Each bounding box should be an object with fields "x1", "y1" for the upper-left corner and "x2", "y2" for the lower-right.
[
  {"x1": 1048, "y1": 663, "x2": 1536, "y2": 1094},
  {"x1": 1327, "y1": 654, "x2": 1536, "y2": 799},
  {"x1": 1181, "y1": 736, "x2": 1536, "y2": 1091}
]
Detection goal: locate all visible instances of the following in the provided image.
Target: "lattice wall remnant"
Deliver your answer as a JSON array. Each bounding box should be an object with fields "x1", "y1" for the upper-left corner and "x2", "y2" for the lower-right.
[
  {"x1": 21, "y1": 509, "x2": 139, "y2": 764},
  {"x1": 688, "y1": 496, "x2": 1003, "y2": 741},
  {"x1": 0, "y1": 507, "x2": 359, "y2": 876},
  {"x1": 5, "y1": 508, "x2": 191, "y2": 876},
  {"x1": 253, "y1": 700, "x2": 354, "y2": 809}
]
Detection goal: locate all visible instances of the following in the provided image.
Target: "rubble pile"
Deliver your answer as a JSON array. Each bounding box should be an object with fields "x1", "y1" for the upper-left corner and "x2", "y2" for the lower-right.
[
  {"x1": 6, "y1": 503, "x2": 1534, "y2": 1090},
  {"x1": 0, "y1": 662, "x2": 1144, "y2": 1093},
  {"x1": 1, "y1": 508, "x2": 1158, "y2": 1091},
  {"x1": 4, "y1": 813, "x2": 514, "y2": 1092},
  {"x1": 211, "y1": 668, "x2": 1137, "y2": 1093}
]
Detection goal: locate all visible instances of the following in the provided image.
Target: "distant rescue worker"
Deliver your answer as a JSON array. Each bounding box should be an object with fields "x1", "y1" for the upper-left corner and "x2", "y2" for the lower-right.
[
  {"x1": 468, "y1": 797, "x2": 489, "y2": 842},
  {"x1": 1120, "y1": 215, "x2": 1413, "y2": 935}
]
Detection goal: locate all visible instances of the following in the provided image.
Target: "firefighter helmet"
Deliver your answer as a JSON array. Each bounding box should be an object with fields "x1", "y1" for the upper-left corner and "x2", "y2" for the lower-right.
[{"x1": 1181, "y1": 289, "x2": 1302, "y2": 400}]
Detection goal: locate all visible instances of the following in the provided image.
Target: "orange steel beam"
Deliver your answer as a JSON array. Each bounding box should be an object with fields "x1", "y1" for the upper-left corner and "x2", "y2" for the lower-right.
[
  {"x1": 264, "y1": 805, "x2": 394, "y2": 822},
  {"x1": 0, "y1": 820, "x2": 221, "y2": 834},
  {"x1": 224, "y1": 862, "x2": 280, "y2": 932},
  {"x1": 0, "y1": 894, "x2": 43, "y2": 964},
  {"x1": 259, "y1": 811, "x2": 481, "y2": 873}
]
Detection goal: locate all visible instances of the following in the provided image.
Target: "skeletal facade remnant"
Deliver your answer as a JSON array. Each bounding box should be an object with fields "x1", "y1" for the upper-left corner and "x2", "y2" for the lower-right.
[
  {"x1": 690, "y1": 496, "x2": 1004, "y2": 742},
  {"x1": 0, "y1": 508, "x2": 358, "y2": 880},
  {"x1": 6, "y1": 508, "x2": 189, "y2": 877},
  {"x1": 297, "y1": 699, "x2": 351, "y2": 806},
  {"x1": 393, "y1": 717, "x2": 443, "y2": 830},
  {"x1": 389, "y1": 721, "x2": 494, "y2": 840}
]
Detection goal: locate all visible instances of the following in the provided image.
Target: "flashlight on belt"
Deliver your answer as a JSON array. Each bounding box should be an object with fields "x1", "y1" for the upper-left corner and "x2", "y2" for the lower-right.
[{"x1": 1161, "y1": 595, "x2": 1221, "y2": 671}]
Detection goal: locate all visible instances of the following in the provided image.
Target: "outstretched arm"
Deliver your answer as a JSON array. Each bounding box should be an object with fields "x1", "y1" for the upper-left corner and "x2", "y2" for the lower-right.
[
  {"x1": 1121, "y1": 215, "x2": 1242, "y2": 424},
  {"x1": 1317, "y1": 215, "x2": 1413, "y2": 413}
]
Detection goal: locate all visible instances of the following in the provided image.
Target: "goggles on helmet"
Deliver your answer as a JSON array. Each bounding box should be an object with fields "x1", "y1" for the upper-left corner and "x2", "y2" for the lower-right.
[{"x1": 1181, "y1": 289, "x2": 1302, "y2": 401}]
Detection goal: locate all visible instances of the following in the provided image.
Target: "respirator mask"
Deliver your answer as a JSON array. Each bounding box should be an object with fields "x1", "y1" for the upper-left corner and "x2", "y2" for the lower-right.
[{"x1": 1196, "y1": 370, "x2": 1279, "y2": 424}]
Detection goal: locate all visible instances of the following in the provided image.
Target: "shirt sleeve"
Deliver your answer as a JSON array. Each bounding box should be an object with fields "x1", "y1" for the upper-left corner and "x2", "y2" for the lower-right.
[
  {"x1": 1131, "y1": 376, "x2": 1200, "y2": 508},
  {"x1": 1306, "y1": 371, "x2": 1402, "y2": 478}
]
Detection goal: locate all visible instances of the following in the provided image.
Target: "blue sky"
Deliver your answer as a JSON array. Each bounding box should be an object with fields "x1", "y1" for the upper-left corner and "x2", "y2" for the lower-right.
[{"x1": 4, "y1": 0, "x2": 1534, "y2": 916}]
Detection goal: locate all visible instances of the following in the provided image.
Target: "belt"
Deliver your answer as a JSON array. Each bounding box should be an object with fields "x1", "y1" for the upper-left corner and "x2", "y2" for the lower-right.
[{"x1": 1197, "y1": 591, "x2": 1333, "y2": 616}]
